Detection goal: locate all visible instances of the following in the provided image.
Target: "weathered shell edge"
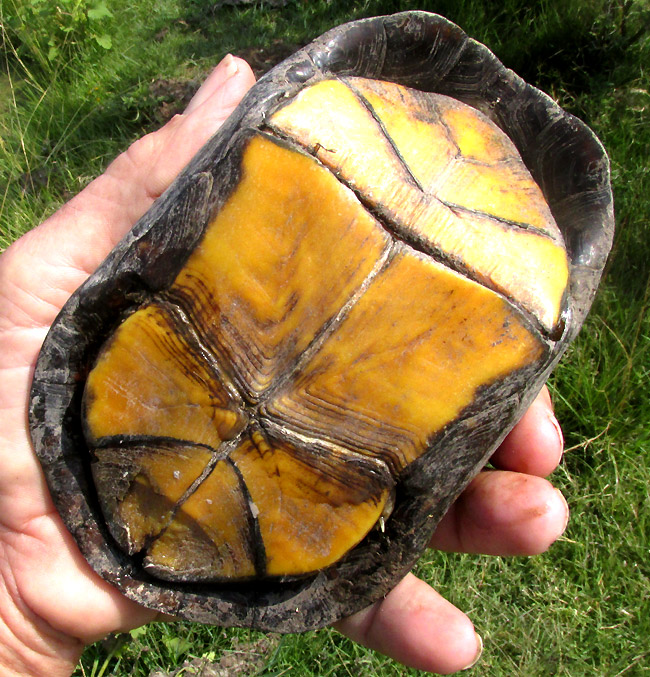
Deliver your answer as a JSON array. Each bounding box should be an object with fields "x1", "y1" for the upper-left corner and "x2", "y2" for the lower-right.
[{"x1": 29, "y1": 11, "x2": 614, "y2": 632}]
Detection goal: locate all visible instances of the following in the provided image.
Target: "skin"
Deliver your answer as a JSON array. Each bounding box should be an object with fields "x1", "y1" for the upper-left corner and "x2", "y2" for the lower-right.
[{"x1": 0, "y1": 55, "x2": 568, "y2": 676}]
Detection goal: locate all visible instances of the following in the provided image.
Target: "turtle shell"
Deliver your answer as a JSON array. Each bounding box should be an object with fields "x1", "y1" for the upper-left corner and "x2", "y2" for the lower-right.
[{"x1": 30, "y1": 11, "x2": 614, "y2": 633}]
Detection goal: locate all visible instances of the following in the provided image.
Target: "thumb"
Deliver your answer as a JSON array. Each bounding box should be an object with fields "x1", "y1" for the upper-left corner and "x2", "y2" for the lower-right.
[
  {"x1": 130, "y1": 54, "x2": 257, "y2": 203},
  {"x1": 54, "y1": 54, "x2": 256, "y2": 254},
  {"x1": 0, "y1": 56, "x2": 256, "y2": 330}
]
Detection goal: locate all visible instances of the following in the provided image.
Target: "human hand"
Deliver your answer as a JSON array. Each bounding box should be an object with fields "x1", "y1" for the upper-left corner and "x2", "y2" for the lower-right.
[
  {"x1": 0, "y1": 55, "x2": 568, "y2": 676},
  {"x1": 337, "y1": 385, "x2": 567, "y2": 673}
]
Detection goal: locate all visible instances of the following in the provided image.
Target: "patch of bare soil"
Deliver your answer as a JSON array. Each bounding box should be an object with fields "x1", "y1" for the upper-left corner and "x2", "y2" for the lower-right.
[
  {"x1": 149, "y1": 78, "x2": 201, "y2": 123},
  {"x1": 214, "y1": 0, "x2": 290, "y2": 6},
  {"x1": 148, "y1": 635, "x2": 279, "y2": 677},
  {"x1": 148, "y1": 39, "x2": 300, "y2": 123},
  {"x1": 237, "y1": 40, "x2": 301, "y2": 78}
]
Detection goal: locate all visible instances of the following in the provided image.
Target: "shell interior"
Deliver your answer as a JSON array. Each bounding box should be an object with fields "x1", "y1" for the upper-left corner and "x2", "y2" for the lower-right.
[{"x1": 82, "y1": 78, "x2": 567, "y2": 582}]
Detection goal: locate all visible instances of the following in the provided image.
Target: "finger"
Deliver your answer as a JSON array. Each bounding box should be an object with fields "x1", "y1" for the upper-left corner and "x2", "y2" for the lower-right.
[
  {"x1": 0, "y1": 57, "x2": 256, "y2": 331},
  {"x1": 184, "y1": 53, "x2": 241, "y2": 114},
  {"x1": 50, "y1": 54, "x2": 256, "y2": 258},
  {"x1": 0, "y1": 56, "x2": 256, "y2": 510},
  {"x1": 335, "y1": 573, "x2": 482, "y2": 674},
  {"x1": 430, "y1": 470, "x2": 569, "y2": 555},
  {"x1": 122, "y1": 54, "x2": 256, "y2": 202},
  {"x1": 491, "y1": 386, "x2": 564, "y2": 477},
  {"x1": 5, "y1": 508, "x2": 158, "y2": 644}
]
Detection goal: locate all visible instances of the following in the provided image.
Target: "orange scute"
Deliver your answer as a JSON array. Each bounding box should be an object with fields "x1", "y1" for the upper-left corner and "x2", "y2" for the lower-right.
[
  {"x1": 270, "y1": 77, "x2": 568, "y2": 332},
  {"x1": 84, "y1": 79, "x2": 562, "y2": 581}
]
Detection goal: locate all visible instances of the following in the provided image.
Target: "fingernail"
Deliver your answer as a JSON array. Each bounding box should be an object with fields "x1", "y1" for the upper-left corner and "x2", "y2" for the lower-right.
[
  {"x1": 533, "y1": 391, "x2": 564, "y2": 468},
  {"x1": 548, "y1": 411, "x2": 564, "y2": 455},
  {"x1": 462, "y1": 633, "x2": 483, "y2": 671},
  {"x1": 555, "y1": 488, "x2": 570, "y2": 534},
  {"x1": 184, "y1": 54, "x2": 241, "y2": 115},
  {"x1": 221, "y1": 53, "x2": 239, "y2": 79},
  {"x1": 549, "y1": 414, "x2": 564, "y2": 466}
]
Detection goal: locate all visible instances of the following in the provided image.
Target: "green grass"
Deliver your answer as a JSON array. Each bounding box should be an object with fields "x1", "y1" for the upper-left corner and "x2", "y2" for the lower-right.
[{"x1": 2, "y1": 0, "x2": 649, "y2": 674}]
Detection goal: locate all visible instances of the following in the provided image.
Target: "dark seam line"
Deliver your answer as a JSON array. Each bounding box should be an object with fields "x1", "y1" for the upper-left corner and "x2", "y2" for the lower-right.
[
  {"x1": 256, "y1": 239, "x2": 396, "y2": 406},
  {"x1": 352, "y1": 196, "x2": 557, "y2": 341},
  {"x1": 346, "y1": 82, "x2": 558, "y2": 242},
  {"x1": 259, "y1": 418, "x2": 393, "y2": 483},
  {"x1": 422, "y1": 106, "x2": 561, "y2": 241},
  {"x1": 138, "y1": 432, "x2": 246, "y2": 558},
  {"x1": 436, "y1": 108, "x2": 463, "y2": 158},
  {"x1": 343, "y1": 78, "x2": 426, "y2": 193},
  {"x1": 228, "y1": 448, "x2": 267, "y2": 578},
  {"x1": 93, "y1": 434, "x2": 221, "y2": 454},
  {"x1": 441, "y1": 199, "x2": 560, "y2": 240},
  {"x1": 253, "y1": 130, "x2": 554, "y2": 341},
  {"x1": 259, "y1": 122, "x2": 477, "y2": 284},
  {"x1": 158, "y1": 292, "x2": 244, "y2": 405}
]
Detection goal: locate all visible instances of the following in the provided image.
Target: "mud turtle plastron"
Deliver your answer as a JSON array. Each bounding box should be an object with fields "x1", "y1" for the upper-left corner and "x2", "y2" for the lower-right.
[{"x1": 30, "y1": 11, "x2": 614, "y2": 633}]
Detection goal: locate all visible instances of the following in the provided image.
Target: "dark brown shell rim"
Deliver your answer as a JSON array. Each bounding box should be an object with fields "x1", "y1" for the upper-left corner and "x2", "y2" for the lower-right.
[{"x1": 29, "y1": 11, "x2": 614, "y2": 633}]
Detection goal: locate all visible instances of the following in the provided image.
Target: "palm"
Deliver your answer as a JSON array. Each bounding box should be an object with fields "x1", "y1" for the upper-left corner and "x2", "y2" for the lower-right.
[
  {"x1": 0, "y1": 242, "x2": 158, "y2": 646},
  {"x1": 0, "y1": 57, "x2": 567, "y2": 676}
]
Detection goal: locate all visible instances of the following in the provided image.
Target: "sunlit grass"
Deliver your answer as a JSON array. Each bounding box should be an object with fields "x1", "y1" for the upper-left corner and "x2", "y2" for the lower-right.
[{"x1": 3, "y1": 0, "x2": 648, "y2": 674}]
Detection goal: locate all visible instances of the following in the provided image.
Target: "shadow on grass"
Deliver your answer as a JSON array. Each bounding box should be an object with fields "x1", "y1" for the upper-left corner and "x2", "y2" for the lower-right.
[{"x1": 157, "y1": 0, "x2": 649, "y2": 116}]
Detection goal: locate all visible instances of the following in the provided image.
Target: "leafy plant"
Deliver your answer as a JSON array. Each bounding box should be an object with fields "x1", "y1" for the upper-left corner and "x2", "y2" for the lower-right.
[
  {"x1": 2, "y1": 0, "x2": 648, "y2": 674},
  {"x1": 3, "y1": 0, "x2": 113, "y2": 73}
]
